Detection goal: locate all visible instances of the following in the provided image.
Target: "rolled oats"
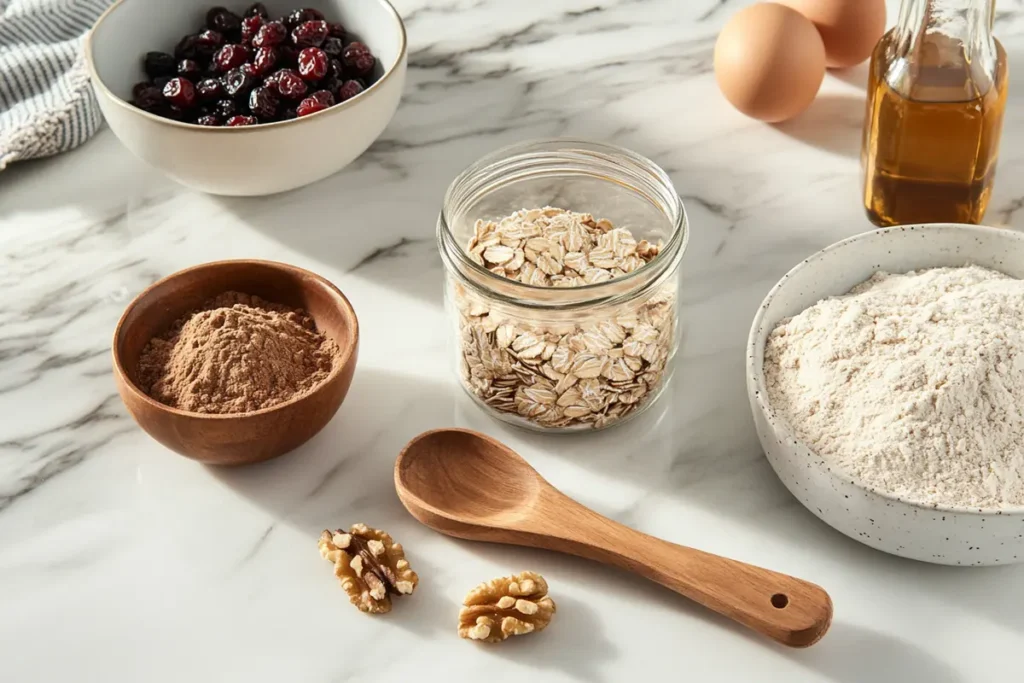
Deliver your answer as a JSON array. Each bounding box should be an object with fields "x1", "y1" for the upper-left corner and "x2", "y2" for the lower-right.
[{"x1": 454, "y1": 207, "x2": 676, "y2": 431}]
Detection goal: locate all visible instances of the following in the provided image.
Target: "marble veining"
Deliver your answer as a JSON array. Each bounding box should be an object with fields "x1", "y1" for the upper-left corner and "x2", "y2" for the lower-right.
[{"x1": 2, "y1": 1, "x2": 1024, "y2": 681}]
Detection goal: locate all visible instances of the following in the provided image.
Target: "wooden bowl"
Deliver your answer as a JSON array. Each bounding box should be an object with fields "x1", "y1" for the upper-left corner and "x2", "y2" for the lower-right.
[{"x1": 112, "y1": 260, "x2": 359, "y2": 465}]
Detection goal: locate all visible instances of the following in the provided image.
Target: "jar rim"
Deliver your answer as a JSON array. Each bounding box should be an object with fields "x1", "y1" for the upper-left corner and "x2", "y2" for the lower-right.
[{"x1": 438, "y1": 138, "x2": 688, "y2": 308}]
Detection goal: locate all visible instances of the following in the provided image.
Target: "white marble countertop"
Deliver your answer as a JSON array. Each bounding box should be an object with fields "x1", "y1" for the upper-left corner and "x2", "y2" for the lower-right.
[{"x1": 3, "y1": 0, "x2": 1024, "y2": 680}]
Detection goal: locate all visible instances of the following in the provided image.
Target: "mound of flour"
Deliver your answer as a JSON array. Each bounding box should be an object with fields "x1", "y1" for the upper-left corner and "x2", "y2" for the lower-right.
[{"x1": 764, "y1": 265, "x2": 1024, "y2": 509}]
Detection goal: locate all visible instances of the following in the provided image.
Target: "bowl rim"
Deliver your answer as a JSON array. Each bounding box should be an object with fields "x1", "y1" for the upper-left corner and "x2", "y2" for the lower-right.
[
  {"x1": 84, "y1": 0, "x2": 407, "y2": 132},
  {"x1": 747, "y1": 223, "x2": 1024, "y2": 517},
  {"x1": 112, "y1": 258, "x2": 359, "y2": 420}
]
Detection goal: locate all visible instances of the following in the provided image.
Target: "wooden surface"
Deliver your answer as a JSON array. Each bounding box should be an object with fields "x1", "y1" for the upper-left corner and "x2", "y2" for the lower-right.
[
  {"x1": 395, "y1": 428, "x2": 833, "y2": 648},
  {"x1": 112, "y1": 260, "x2": 359, "y2": 465}
]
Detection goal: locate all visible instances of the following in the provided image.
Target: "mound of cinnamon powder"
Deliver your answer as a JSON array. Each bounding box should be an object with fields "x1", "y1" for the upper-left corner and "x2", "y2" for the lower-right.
[{"x1": 138, "y1": 292, "x2": 338, "y2": 414}]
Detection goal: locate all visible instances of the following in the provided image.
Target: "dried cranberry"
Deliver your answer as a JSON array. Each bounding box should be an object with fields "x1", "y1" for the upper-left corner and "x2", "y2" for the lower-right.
[
  {"x1": 327, "y1": 22, "x2": 346, "y2": 38},
  {"x1": 342, "y1": 42, "x2": 375, "y2": 78},
  {"x1": 240, "y1": 15, "x2": 263, "y2": 44},
  {"x1": 144, "y1": 51, "x2": 176, "y2": 79},
  {"x1": 253, "y1": 21, "x2": 287, "y2": 47},
  {"x1": 196, "y1": 115, "x2": 221, "y2": 126},
  {"x1": 195, "y1": 29, "x2": 224, "y2": 57},
  {"x1": 213, "y1": 44, "x2": 249, "y2": 72},
  {"x1": 226, "y1": 114, "x2": 258, "y2": 126},
  {"x1": 132, "y1": 81, "x2": 153, "y2": 99},
  {"x1": 177, "y1": 59, "x2": 202, "y2": 80},
  {"x1": 296, "y1": 95, "x2": 328, "y2": 117},
  {"x1": 132, "y1": 84, "x2": 164, "y2": 111},
  {"x1": 222, "y1": 67, "x2": 256, "y2": 97},
  {"x1": 341, "y1": 41, "x2": 369, "y2": 62},
  {"x1": 269, "y1": 68, "x2": 308, "y2": 98},
  {"x1": 326, "y1": 58, "x2": 343, "y2": 80},
  {"x1": 286, "y1": 8, "x2": 324, "y2": 29},
  {"x1": 206, "y1": 7, "x2": 242, "y2": 35},
  {"x1": 162, "y1": 77, "x2": 196, "y2": 108},
  {"x1": 297, "y1": 47, "x2": 328, "y2": 81},
  {"x1": 251, "y1": 47, "x2": 278, "y2": 76},
  {"x1": 337, "y1": 79, "x2": 364, "y2": 102},
  {"x1": 263, "y1": 69, "x2": 282, "y2": 88},
  {"x1": 248, "y1": 86, "x2": 280, "y2": 120},
  {"x1": 322, "y1": 37, "x2": 343, "y2": 59},
  {"x1": 309, "y1": 89, "x2": 335, "y2": 107},
  {"x1": 196, "y1": 78, "x2": 225, "y2": 101},
  {"x1": 215, "y1": 98, "x2": 239, "y2": 119},
  {"x1": 174, "y1": 35, "x2": 200, "y2": 60},
  {"x1": 292, "y1": 20, "x2": 328, "y2": 48},
  {"x1": 353, "y1": 53, "x2": 376, "y2": 78},
  {"x1": 246, "y1": 2, "x2": 269, "y2": 19}
]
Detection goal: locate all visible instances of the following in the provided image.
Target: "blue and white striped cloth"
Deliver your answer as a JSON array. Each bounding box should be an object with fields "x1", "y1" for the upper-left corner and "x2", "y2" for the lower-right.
[{"x1": 1, "y1": 0, "x2": 113, "y2": 170}]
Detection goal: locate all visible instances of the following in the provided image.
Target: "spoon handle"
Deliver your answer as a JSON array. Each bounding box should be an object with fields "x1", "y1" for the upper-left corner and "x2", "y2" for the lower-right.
[{"x1": 541, "y1": 494, "x2": 832, "y2": 647}]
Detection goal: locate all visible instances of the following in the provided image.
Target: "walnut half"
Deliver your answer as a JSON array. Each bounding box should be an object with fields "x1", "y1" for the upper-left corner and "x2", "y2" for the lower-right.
[
  {"x1": 458, "y1": 571, "x2": 556, "y2": 643},
  {"x1": 318, "y1": 524, "x2": 419, "y2": 614}
]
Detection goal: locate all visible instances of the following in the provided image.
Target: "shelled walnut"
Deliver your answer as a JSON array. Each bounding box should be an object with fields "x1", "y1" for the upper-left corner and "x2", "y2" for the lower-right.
[
  {"x1": 458, "y1": 571, "x2": 556, "y2": 643},
  {"x1": 318, "y1": 524, "x2": 418, "y2": 614}
]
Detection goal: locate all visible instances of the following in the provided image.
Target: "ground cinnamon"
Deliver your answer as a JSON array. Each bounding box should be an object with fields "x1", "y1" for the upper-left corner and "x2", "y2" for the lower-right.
[{"x1": 138, "y1": 291, "x2": 337, "y2": 414}]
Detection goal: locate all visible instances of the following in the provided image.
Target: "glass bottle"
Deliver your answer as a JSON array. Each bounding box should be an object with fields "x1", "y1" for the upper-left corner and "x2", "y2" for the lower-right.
[{"x1": 861, "y1": 0, "x2": 1007, "y2": 226}]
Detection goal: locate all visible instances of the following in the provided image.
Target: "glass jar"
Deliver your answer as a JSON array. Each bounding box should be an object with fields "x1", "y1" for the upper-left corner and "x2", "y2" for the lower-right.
[{"x1": 437, "y1": 139, "x2": 688, "y2": 432}]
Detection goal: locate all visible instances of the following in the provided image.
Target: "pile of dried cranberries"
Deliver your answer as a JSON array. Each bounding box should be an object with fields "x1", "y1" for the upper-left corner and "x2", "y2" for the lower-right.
[{"x1": 130, "y1": 4, "x2": 379, "y2": 126}]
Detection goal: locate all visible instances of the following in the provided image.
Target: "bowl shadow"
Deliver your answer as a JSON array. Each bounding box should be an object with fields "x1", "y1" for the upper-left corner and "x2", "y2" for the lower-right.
[
  {"x1": 210, "y1": 64, "x2": 550, "y2": 308},
  {"x1": 206, "y1": 367, "x2": 458, "y2": 534}
]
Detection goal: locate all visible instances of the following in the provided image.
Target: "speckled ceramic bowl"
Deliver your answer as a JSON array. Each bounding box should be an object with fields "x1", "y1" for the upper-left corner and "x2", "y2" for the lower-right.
[{"x1": 747, "y1": 224, "x2": 1024, "y2": 566}]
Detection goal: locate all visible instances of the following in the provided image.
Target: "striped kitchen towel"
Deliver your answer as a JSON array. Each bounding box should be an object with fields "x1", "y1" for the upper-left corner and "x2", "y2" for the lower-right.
[{"x1": 0, "y1": 0, "x2": 114, "y2": 170}]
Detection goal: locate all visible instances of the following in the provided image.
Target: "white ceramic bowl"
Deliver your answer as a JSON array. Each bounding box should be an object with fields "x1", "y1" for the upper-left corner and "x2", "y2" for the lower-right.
[
  {"x1": 86, "y1": 0, "x2": 406, "y2": 196},
  {"x1": 747, "y1": 224, "x2": 1024, "y2": 566}
]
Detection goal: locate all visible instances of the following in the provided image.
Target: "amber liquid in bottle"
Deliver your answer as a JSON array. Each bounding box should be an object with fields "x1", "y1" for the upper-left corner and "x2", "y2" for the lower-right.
[{"x1": 862, "y1": 30, "x2": 1008, "y2": 225}]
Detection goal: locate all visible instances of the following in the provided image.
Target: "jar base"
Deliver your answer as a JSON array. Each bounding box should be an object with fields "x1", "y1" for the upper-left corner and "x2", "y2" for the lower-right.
[{"x1": 459, "y1": 364, "x2": 677, "y2": 434}]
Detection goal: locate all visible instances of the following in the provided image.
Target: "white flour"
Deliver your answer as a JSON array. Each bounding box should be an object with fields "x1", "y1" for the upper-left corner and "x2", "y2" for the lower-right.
[{"x1": 764, "y1": 265, "x2": 1024, "y2": 509}]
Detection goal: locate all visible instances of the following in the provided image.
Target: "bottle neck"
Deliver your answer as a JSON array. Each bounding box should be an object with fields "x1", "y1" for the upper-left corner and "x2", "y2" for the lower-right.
[
  {"x1": 894, "y1": 0, "x2": 995, "y2": 44},
  {"x1": 888, "y1": 0, "x2": 998, "y2": 100}
]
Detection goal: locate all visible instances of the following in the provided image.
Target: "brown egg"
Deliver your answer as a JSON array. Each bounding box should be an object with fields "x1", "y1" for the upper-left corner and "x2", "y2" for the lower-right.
[
  {"x1": 778, "y1": 0, "x2": 887, "y2": 68},
  {"x1": 714, "y1": 3, "x2": 826, "y2": 123}
]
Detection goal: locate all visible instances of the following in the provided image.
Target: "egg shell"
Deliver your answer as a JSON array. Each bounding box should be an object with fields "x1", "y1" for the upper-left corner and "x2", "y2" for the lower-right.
[
  {"x1": 778, "y1": 0, "x2": 887, "y2": 68},
  {"x1": 714, "y1": 3, "x2": 826, "y2": 123}
]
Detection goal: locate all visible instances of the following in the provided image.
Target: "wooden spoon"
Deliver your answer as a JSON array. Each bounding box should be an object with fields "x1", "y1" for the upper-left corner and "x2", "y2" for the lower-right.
[{"x1": 394, "y1": 428, "x2": 833, "y2": 647}]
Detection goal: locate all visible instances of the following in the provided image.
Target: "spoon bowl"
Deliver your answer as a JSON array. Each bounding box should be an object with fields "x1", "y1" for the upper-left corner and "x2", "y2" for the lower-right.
[
  {"x1": 395, "y1": 428, "x2": 833, "y2": 648},
  {"x1": 396, "y1": 430, "x2": 541, "y2": 520}
]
